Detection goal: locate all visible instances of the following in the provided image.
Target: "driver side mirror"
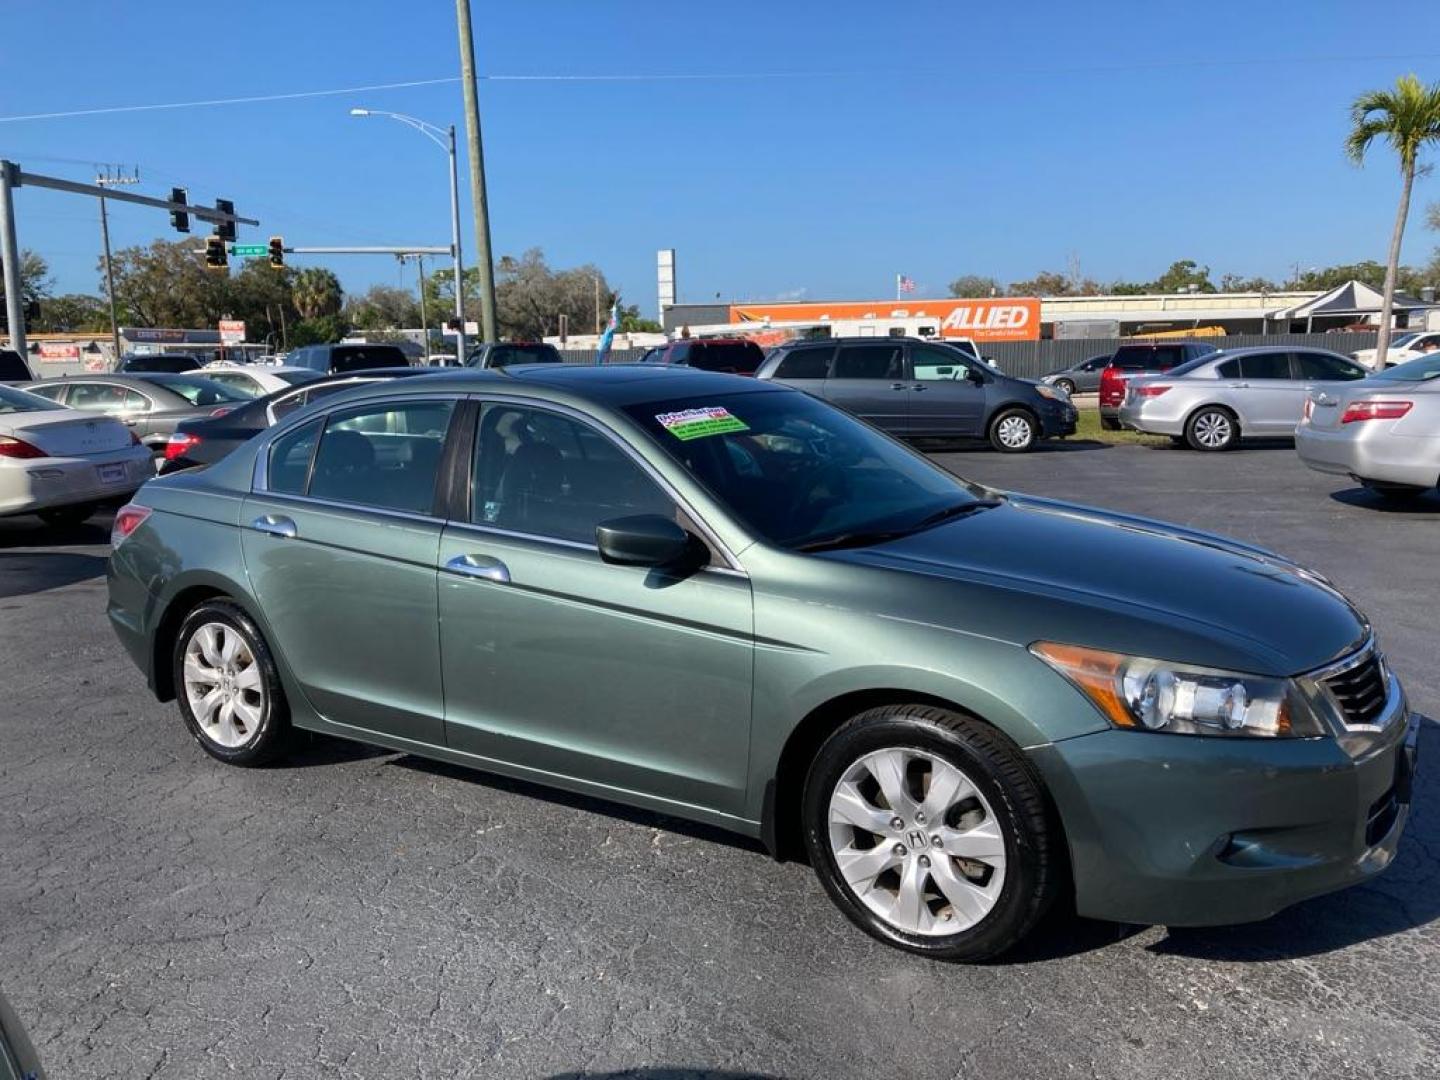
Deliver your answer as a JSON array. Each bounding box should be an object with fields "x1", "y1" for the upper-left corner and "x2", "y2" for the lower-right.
[
  {"x1": 965, "y1": 367, "x2": 986, "y2": 385},
  {"x1": 596, "y1": 514, "x2": 700, "y2": 568}
]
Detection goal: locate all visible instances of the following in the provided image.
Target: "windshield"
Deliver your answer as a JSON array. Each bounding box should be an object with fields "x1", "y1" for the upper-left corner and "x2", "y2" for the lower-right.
[
  {"x1": 144, "y1": 374, "x2": 252, "y2": 406},
  {"x1": 624, "y1": 389, "x2": 989, "y2": 550},
  {"x1": 1389, "y1": 332, "x2": 1420, "y2": 350},
  {"x1": 1374, "y1": 355, "x2": 1440, "y2": 382},
  {"x1": 0, "y1": 384, "x2": 56, "y2": 414}
]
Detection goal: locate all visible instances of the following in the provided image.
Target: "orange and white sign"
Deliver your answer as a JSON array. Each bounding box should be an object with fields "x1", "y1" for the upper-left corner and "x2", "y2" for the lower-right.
[
  {"x1": 730, "y1": 298, "x2": 1041, "y2": 342},
  {"x1": 37, "y1": 342, "x2": 81, "y2": 362}
]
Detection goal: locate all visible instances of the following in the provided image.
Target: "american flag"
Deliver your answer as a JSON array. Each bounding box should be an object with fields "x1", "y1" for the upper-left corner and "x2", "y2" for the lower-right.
[{"x1": 897, "y1": 274, "x2": 916, "y2": 294}]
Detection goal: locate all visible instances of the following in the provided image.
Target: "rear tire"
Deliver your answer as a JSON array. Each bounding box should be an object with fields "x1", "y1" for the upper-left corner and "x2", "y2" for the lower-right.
[
  {"x1": 989, "y1": 408, "x2": 1038, "y2": 453},
  {"x1": 1185, "y1": 407, "x2": 1239, "y2": 451},
  {"x1": 802, "y1": 705, "x2": 1061, "y2": 961},
  {"x1": 173, "y1": 600, "x2": 291, "y2": 766},
  {"x1": 37, "y1": 502, "x2": 96, "y2": 527},
  {"x1": 1100, "y1": 415, "x2": 1121, "y2": 431}
]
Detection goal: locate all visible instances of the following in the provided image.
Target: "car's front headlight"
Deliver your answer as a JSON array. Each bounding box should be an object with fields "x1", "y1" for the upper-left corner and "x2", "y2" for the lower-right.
[
  {"x1": 1030, "y1": 642, "x2": 1324, "y2": 738},
  {"x1": 1034, "y1": 384, "x2": 1068, "y2": 402}
]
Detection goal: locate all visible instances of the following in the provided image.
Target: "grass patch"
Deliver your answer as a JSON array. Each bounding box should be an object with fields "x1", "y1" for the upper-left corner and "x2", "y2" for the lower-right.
[{"x1": 1069, "y1": 408, "x2": 1172, "y2": 447}]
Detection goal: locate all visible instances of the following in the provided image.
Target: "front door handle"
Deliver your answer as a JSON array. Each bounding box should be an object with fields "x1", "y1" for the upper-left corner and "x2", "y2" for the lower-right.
[
  {"x1": 910, "y1": 384, "x2": 928, "y2": 391},
  {"x1": 445, "y1": 553, "x2": 511, "y2": 583},
  {"x1": 890, "y1": 383, "x2": 907, "y2": 391},
  {"x1": 250, "y1": 514, "x2": 297, "y2": 539}
]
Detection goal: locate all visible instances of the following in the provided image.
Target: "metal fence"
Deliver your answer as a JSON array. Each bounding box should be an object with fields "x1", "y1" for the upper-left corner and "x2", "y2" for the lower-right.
[{"x1": 980, "y1": 333, "x2": 1379, "y2": 380}]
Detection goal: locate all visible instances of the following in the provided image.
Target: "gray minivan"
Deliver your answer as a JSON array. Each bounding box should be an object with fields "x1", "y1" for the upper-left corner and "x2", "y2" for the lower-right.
[
  {"x1": 756, "y1": 336, "x2": 1077, "y2": 452},
  {"x1": 285, "y1": 343, "x2": 411, "y2": 375}
]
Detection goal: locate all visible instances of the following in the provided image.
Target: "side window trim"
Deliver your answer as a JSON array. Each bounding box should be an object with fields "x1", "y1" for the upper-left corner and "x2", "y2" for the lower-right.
[{"x1": 460, "y1": 394, "x2": 744, "y2": 573}]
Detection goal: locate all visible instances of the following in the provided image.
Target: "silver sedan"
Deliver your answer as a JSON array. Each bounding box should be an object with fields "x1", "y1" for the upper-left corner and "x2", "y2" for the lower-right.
[
  {"x1": 1295, "y1": 353, "x2": 1440, "y2": 499},
  {"x1": 1118, "y1": 346, "x2": 1370, "y2": 451}
]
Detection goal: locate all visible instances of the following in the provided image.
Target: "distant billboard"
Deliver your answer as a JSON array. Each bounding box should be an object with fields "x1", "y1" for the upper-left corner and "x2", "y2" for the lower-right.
[{"x1": 729, "y1": 298, "x2": 1041, "y2": 342}]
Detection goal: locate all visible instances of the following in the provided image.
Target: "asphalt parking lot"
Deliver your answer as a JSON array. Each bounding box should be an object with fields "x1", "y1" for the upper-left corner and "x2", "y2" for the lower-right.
[{"x1": 1, "y1": 440, "x2": 1436, "y2": 1080}]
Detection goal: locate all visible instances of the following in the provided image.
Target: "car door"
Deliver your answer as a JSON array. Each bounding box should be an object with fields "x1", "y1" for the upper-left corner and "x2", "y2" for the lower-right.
[
  {"x1": 435, "y1": 399, "x2": 755, "y2": 815},
  {"x1": 823, "y1": 342, "x2": 908, "y2": 433},
  {"x1": 904, "y1": 343, "x2": 987, "y2": 436},
  {"x1": 1232, "y1": 352, "x2": 1308, "y2": 434},
  {"x1": 240, "y1": 395, "x2": 458, "y2": 745},
  {"x1": 1294, "y1": 351, "x2": 1369, "y2": 403},
  {"x1": 64, "y1": 381, "x2": 160, "y2": 447}
]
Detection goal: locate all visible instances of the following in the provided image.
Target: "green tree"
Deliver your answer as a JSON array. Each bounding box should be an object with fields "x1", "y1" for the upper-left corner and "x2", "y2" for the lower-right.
[
  {"x1": 347, "y1": 284, "x2": 421, "y2": 331},
  {"x1": 105, "y1": 239, "x2": 230, "y2": 327},
  {"x1": 292, "y1": 267, "x2": 344, "y2": 321},
  {"x1": 33, "y1": 293, "x2": 110, "y2": 332},
  {"x1": 947, "y1": 274, "x2": 1000, "y2": 298},
  {"x1": 289, "y1": 314, "x2": 349, "y2": 347},
  {"x1": 1007, "y1": 270, "x2": 1075, "y2": 297},
  {"x1": 1345, "y1": 73, "x2": 1440, "y2": 364},
  {"x1": 618, "y1": 303, "x2": 661, "y2": 333},
  {"x1": 1151, "y1": 259, "x2": 1216, "y2": 293},
  {"x1": 1219, "y1": 274, "x2": 1280, "y2": 292}
]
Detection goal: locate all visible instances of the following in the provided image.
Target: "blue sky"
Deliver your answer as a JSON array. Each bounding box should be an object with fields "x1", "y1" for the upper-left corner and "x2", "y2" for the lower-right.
[{"x1": 3, "y1": 0, "x2": 1440, "y2": 316}]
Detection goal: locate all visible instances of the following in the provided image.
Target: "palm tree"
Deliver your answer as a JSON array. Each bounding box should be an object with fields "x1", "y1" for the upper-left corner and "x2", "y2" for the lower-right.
[
  {"x1": 291, "y1": 267, "x2": 343, "y2": 321},
  {"x1": 1345, "y1": 74, "x2": 1440, "y2": 367}
]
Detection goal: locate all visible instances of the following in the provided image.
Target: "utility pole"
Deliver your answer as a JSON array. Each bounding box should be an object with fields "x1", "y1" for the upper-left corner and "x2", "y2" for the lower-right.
[
  {"x1": 401, "y1": 253, "x2": 430, "y2": 362},
  {"x1": 455, "y1": 0, "x2": 497, "y2": 342},
  {"x1": 0, "y1": 162, "x2": 26, "y2": 360},
  {"x1": 97, "y1": 167, "x2": 139, "y2": 366}
]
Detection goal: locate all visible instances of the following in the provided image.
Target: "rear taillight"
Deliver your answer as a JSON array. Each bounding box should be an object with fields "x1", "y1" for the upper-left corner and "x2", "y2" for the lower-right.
[
  {"x1": 164, "y1": 433, "x2": 202, "y2": 461},
  {"x1": 1134, "y1": 385, "x2": 1170, "y2": 397},
  {"x1": 0, "y1": 435, "x2": 47, "y2": 459},
  {"x1": 111, "y1": 503, "x2": 152, "y2": 548},
  {"x1": 1341, "y1": 400, "x2": 1413, "y2": 424}
]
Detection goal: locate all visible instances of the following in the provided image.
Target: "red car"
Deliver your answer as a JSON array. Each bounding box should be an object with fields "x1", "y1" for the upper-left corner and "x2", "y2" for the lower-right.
[
  {"x1": 649, "y1": 337, "x2": 765, "y2": 375},
  {"x1": 1098, "y1": 341, "x2": 1217, "y2": 430}
]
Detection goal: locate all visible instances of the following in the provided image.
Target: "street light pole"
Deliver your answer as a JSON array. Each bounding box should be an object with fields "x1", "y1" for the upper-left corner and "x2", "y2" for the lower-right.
[
  {"x1": 350, "y1": 108, "x2": 467, "y2": 362},
  {"x1": 455, "y1": 0, "x2": 497, "y2": 342}
]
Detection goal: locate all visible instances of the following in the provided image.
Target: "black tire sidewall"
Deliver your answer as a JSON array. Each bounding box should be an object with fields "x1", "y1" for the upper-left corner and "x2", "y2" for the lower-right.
[
  {"x1": 1186, "y1": 407, "x2": 1237, "y2": 451},
  {"x1": 173, "y1": 600, "x2": 290, "y2": 766},
  {"x1": 989, "y1": 408, "x2": 1037, "y2": 453},
  {"x1": 801, "y1": 709, "x2": 1054, "y2": 961},
  {"x1": 1055, "y1": 379, "x2": 1076, "y2": 396}
]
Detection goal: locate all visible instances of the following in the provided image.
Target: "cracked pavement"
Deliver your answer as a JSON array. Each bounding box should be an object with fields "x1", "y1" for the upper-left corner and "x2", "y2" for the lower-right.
[{"x1": 1, "y1": 442, "x2": 1436, "y2": 1079}]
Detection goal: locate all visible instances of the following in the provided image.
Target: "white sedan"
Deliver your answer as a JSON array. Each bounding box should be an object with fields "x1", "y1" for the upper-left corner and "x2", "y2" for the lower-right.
[
  {"x1": 198, "y1": 364, "x2": 320, "y2": 397},
  {"x1": 0, "y1": 384, "x2": 154, "y2": 526}
]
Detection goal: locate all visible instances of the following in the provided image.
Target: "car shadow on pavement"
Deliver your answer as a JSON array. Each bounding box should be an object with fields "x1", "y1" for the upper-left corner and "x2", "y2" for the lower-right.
[
  {"x1": 274, "y1": 730, "x2": 397, "y2": 768},
  {"x1": 1329, "y1": 486, "x2": 1440, "y2": 514},
  {"x1": 0, "y1": 517, "x2": 112, "y2": 549},
  {"x1": 395, "y1": 755, "x2": 769, "y2": 856},
  {"x1": 917, "y1": 438, "x2": 1114, "y2": 455},
  {"x1": 547, "y1": 1071, "x2": 786, "y2": 1080},
  {"x1": 0, "y1": 551, "x2": 109, "y2": 597}
]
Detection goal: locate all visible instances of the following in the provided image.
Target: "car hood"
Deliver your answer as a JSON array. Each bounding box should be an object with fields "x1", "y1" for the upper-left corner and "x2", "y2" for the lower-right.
[{"x1": 824, "y1": 495, "x2": 1367, "y2": 677}]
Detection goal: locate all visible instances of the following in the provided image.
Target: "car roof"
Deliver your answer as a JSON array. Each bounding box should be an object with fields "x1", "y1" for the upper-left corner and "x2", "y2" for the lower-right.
[
  {"x1": 315, "y1": 363, "x2": 781, "y2": 411},
  {"x1": 772, "y1": 335, "x2": 941, "y2": 348}
]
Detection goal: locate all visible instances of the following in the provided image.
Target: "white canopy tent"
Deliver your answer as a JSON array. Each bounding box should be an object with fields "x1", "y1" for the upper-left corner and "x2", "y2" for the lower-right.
[{"x1": 1269, "y1": 280, "x2": 1429, "y2": 331}]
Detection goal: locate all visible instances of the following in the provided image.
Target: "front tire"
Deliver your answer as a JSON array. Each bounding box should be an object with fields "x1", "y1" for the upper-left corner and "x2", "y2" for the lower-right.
[
  {"x1": 37, "y1": 502, "x2": 96, "y2": 527},
  {"x1": 173, "y1": 600, "x2": 291, "y2": 766},
  {"x1": 1054, "y1": 378, "x2": 1076, "y2": 396},
  {"x1": 1185, "y1": 406, "x2": 1239, "y2": 451},
  {"x1": 989, "y1": 408, "x2": 1038, "y2": 453},
  {"x1": 802, "y1": 705, "x2": 1060, "y2": 961}
]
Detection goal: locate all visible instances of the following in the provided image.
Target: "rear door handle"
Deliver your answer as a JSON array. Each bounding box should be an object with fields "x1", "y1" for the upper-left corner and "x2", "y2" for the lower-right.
[
  {"x1": 890, "y1": 383, "x2": 907, "y2": 391},
  {"x1": 250, "y1": 514, "x2": 297, "y2": 539},
  {"x1": 445, "y1": 553, "x2": 511, "y2": 583},
  {"x1": 910, "y1": 384, "x2": 927, "y2": 391}
]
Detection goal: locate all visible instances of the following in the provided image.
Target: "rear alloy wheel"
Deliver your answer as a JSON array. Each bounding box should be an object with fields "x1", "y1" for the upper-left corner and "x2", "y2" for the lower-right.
[
  {"x1": 802, "y1": 705, "x2": 1060, "y2": 961},
  {"x1": 989, "y1": 409, "x2": 1038, "y2": 453},
  {"x1": 174, "y1": 600, "x2": 291, "y2": 766},
  {"x1": 37, "y1": 502, "x2": 97, "y2": 528},
  {"x1": 1185, "y1": 407, "x2": 1238, "y2": 451}
]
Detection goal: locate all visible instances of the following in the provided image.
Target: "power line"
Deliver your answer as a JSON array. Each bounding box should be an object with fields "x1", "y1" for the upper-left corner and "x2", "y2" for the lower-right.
[{"x1": 1, "y1": 53, "x2": 1437, "y2": 124}]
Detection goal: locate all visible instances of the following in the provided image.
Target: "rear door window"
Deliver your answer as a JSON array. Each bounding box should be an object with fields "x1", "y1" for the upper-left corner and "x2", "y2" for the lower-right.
[
  {"x1": 1295, "y1": 352, "x2": 1366, "y2": 381},
  {"x1": 773, "y1": 346, "x2": 834, "y2": 380},
  {"x1": 331, "y1": 346, "x2": 408, "y2": 373},
  {"x1": 833, "y1": 344, "x2": 903, "y2": 379},
  {"x1": 1238, "y1": 352, "x2": 1293, "y2": 380},
  {"x1": 307, "y1": 400, "x2": 455, "y2": 513}
]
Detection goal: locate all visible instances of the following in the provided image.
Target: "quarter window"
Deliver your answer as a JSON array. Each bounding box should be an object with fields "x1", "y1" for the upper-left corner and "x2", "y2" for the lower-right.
[
  {"x1": 833, "y1": 344, "x2": 903, "y2": 380},
  {"x1": 773, "y1": 346, "x2": 834, "y2": 380},
  {"x1": 472, "y1": 404, "x2": 674, "y2": 545},
  {"x1": 306, "y1": 400, "x2": 454, "y2": 514}
]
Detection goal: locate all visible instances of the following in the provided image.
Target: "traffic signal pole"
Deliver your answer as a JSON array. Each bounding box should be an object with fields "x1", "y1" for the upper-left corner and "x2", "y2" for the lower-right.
[
  {"x1": 96, "y1": 169, "x2": 139, "y2": 363},
  {"x1": 0, "y1": 163, "x2": 25, "y2": 360}
]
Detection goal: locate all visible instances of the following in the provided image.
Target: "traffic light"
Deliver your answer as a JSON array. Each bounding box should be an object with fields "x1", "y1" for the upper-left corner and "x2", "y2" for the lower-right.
[
  {"x1": 204, "y1": 235, "x2": 228, "y2": 271},
  {"x1": 215, "y1": 198, "x2": 236, "y2": 242},
  {"x1": 268, "y1": 236, "x2": 285, "y2": 269},
  {"x1": 169, "y1": 187, "x2": 190, "y2": 233}
]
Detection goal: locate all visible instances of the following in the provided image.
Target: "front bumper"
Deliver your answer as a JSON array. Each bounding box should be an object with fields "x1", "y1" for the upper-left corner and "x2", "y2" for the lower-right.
[
  {"x1": 1295, "y1": 423, "x2": 1440, "y2": 489},
  {"x1": 1029, "y1": 691, "x2": 1422, "y2": 927},
  {"x1": 1039, "y1": 400, "x2": 1079, "y2": 437},
  {"x1": 0, "y1": 444, "x2": 153, "y2": 517}
]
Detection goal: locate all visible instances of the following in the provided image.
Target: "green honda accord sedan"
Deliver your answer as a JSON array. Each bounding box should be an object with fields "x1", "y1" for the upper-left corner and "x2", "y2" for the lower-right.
[{"x1": 106, "y1": 364, "x2": 1422, "y2": 959}]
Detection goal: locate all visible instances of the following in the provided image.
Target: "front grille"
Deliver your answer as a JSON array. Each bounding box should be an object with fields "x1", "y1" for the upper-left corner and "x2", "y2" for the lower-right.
[{"x1": 1322, "y1": 651, "x2": 1389, "y2": 727}]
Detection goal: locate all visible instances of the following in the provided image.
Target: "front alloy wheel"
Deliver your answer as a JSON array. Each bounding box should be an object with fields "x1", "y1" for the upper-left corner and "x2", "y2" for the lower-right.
[
  {"x1": 803, "y1": 705, "x2": 1060, "y2": 960},
  {"x1": 174, "y1": 600, "x2": 290, "y2": 765}
]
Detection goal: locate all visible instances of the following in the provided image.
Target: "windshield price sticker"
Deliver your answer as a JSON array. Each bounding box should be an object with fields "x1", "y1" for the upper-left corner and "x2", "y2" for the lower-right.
[{"x1": 656, "y1": 406, "x2": 750, "y2": 441}]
